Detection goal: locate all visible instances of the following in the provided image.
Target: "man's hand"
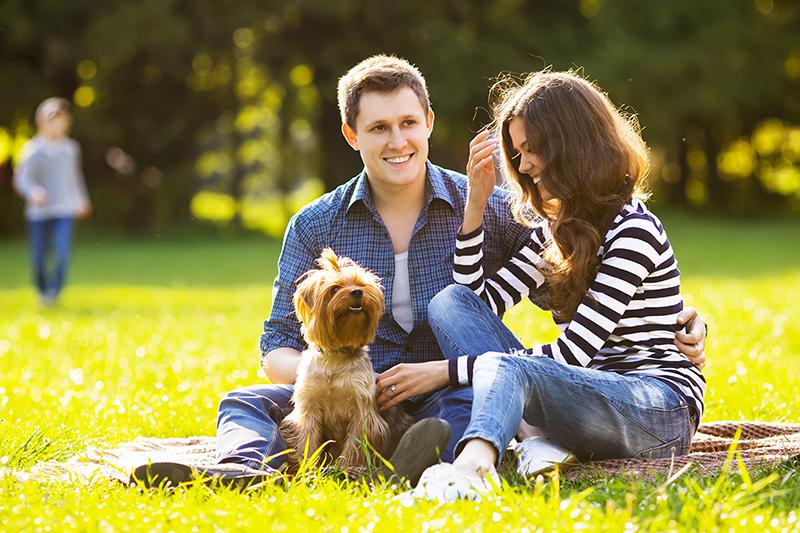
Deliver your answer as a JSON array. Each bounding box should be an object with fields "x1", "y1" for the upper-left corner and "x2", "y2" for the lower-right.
[
  {"x1": 676, "y1": 306, "x2": 707, "y2": 370},
  {"x1": 375, "y1": 360, "x2": 449, "y2": 410}
]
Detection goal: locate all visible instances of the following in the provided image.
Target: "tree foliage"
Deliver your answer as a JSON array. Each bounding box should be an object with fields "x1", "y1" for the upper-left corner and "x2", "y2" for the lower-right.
[{"x1": 1, "y1": 0, "x2": 798, "y2": 235}]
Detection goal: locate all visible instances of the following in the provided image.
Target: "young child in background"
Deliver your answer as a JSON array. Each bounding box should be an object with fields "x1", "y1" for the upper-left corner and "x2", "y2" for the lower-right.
[{"x1": 13, "y1": 97, "x2": 91, "y2": 305}]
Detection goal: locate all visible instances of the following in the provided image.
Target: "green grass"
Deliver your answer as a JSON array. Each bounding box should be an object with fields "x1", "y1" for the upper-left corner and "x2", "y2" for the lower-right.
[{"x1": 1, "y1": 213, "x2": 800, "y2": 531}]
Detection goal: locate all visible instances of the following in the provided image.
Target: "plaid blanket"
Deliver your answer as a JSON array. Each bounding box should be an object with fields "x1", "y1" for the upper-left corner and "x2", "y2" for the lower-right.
[{"x1": 4, "y1": 421, "x2": 799, "y2": 486}]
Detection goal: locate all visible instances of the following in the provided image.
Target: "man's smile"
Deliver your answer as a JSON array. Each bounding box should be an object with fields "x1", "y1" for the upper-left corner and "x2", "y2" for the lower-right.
[{"x1": 384, "y1": 153, "x2": 414, "y2": 165}]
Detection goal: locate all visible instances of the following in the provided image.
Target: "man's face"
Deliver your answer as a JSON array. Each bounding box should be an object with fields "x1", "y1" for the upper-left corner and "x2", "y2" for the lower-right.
[{"x1": 342, "y1": 87, "x2": 434, "y2": 190}]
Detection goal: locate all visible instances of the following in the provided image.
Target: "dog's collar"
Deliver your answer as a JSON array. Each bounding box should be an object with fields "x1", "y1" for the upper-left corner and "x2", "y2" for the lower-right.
[{"x1": 318, "y1": 346, "x2": 363, "y2": 357}]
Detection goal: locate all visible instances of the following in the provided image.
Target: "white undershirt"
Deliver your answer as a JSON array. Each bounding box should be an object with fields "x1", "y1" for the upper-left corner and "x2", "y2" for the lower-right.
[{"x1": 392, "y1": 251, "x2": 414, "y2": 333}]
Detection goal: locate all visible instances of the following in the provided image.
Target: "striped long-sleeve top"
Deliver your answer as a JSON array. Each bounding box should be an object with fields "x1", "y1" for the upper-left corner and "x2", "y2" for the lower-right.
[{"x1": 450, "y1": 197, "x2": 706, "y2": 422}]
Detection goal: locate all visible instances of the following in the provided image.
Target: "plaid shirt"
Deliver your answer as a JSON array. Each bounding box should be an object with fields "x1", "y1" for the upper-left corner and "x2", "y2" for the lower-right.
[{"x1": 260, "y1": 162, "x2": 533, "y2": 374}]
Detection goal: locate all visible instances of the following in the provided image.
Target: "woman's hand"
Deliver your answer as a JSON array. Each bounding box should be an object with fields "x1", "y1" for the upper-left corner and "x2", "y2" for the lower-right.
[
  {"x1": 463, "y1": 130, "x2": 499, "y2": 234},
  {"x1": 375, "y1": 360, "x2": 450, "y2": 410}
]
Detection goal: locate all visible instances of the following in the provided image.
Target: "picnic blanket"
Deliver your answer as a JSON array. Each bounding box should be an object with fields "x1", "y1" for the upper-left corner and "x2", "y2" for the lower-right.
[{"x1": 4, "y1": 421, "x2": 799, "y2": 486}]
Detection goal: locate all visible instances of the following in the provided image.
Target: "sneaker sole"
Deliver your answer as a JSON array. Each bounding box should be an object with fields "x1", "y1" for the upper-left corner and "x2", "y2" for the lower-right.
[
  {"x1": 130, "y1": 462, "x2": 276, "y2": 489},
  {"x1": 380, "y1": 418, "x2": 451, "y2": 486},
  {"x1": 521, "y1": 453, "x2": 578, "y2": 478}
]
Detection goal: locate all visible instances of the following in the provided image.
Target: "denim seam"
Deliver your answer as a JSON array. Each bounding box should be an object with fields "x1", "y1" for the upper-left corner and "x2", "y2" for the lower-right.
[
  {"x1": 632, "y1": 434, "x2": 682, "y2": 459},
  {"x1": 600, "y1": 393, "x2": 690, "y2": 445},
  {"x1": 261, "y1": 423, "x2": 278, "y2": 462},
  {"x1": 463, "y1": 357, "x2": 524, "y2": 464}
]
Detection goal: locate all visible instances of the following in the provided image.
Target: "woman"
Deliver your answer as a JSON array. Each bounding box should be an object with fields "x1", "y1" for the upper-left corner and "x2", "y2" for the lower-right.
[{"x1": 410, "y1": 71, "x2": 706, "y2": 501}]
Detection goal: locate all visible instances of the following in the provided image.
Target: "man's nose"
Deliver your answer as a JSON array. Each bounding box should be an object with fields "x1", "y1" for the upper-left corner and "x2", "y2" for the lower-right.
[{"x1": 387, "y1": 126, "x2": 405, "y2": 148}]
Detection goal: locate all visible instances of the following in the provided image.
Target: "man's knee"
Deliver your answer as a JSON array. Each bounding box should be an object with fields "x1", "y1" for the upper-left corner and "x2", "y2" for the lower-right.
[
  {"x1": 428, "y1": 284, "x2": 478, "y2": 323},
  {"x1": 218, "y1": 384, "x2": 293, "y2": 416}
]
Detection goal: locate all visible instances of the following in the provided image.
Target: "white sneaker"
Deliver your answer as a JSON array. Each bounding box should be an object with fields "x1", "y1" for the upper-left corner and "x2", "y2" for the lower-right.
[
  {"x1": 397, "y1": 463, "x2": 500, "y2": 503},
  {"x1": 516, "y1": 436, "x2": 577, "y2": 478}
]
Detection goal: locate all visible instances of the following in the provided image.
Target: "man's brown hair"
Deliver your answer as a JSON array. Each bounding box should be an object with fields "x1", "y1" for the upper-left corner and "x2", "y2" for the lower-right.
[{"x1": 337, "y1": 55, "x2": 430, "y2": 129}]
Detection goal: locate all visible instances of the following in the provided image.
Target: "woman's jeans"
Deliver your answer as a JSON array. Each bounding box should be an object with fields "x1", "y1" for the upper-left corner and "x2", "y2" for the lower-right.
[
  {"x1": 27, "y1": 217, "x2": 74, "y2": 298},
  {"x1": 427, "y1": 285, "x2": 694, "y2": 464}
]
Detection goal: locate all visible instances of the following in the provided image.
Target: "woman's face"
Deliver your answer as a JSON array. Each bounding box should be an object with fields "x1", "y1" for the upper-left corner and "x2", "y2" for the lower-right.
[{"x1": 508, "y1": 117, "x2": 553, "y2": 202}]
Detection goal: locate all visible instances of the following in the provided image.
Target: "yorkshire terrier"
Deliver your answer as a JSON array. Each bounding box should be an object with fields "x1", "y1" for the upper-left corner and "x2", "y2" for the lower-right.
[{"x1": 279, "y1": 248, "x2": 413, "y2": 473}]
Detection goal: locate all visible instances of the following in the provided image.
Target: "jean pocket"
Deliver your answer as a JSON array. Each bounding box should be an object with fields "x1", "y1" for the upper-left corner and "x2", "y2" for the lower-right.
[{"x1": 633, "y1": 435, "x2": 684, "y2": 460}]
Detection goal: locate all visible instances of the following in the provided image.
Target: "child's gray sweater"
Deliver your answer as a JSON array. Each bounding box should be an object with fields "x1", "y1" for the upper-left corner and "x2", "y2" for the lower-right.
[{"x1": 13, "y1": 136, "x2": 89, "y2": 221}]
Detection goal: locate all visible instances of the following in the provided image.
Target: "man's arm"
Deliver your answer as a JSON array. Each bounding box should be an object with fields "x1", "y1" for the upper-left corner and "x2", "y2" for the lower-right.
[
  {"x1": 259, "y1": 213, "x2": 319, "y2": 380},
  {"x1": 676, "y1": 306, "x2": 707, "y2": 369},
  {"x1": 263, "y1": 347, "x2": 302, "y2": 384}
]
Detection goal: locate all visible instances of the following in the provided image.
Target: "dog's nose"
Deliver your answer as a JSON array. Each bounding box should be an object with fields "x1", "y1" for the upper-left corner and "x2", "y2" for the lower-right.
[{"x1": 350, "y1": 289, "x2": 363, "y2": 298}]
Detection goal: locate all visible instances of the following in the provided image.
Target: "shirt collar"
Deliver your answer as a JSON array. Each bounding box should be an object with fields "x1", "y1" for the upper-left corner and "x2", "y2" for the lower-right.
[{"x1": 347, "y1": 161, "x2": 455, "y2": 214}]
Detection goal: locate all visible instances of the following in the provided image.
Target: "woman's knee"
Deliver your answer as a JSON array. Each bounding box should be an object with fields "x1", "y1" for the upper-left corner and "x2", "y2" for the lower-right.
[{"x1": 428, "y1": 284, "x2": 480, "y2": 324}]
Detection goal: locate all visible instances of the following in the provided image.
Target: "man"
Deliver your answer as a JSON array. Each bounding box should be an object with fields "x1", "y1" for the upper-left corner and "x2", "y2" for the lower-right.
[{"x1": 134, "y1": 55, "x2": 707, "y2": 487}]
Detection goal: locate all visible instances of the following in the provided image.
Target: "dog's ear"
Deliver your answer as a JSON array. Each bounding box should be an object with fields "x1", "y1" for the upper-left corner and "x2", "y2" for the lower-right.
[
  {"x1": 317, "y1": 248, "x2": 341, "y2": 272},
  {"x1": 293, "y1": 274, "x2": 320, "y2": 326}
]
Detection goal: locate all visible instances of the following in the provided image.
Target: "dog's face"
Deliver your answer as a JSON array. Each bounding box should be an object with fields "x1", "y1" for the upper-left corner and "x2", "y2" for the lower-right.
[{"x1": 293, "y1": 248, "x2": 384, "y2": 352}]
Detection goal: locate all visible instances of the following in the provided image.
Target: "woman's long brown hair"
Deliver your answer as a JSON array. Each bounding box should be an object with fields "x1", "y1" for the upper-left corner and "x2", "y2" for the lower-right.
[{"x1": 493, "y1": 70, "x2": 650, "y2": 321}]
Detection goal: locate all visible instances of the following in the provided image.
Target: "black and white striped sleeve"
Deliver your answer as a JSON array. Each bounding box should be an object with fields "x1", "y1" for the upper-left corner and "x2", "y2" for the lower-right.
[
  {"x1": 453, "y1": 225, "x2": 548, "y2": 316},
  {"x1": 449, "y1": 215, "x2": 667, "y2": 386}
]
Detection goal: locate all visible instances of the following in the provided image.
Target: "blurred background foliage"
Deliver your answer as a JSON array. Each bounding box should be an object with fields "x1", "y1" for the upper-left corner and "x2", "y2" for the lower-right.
[{"x1": 1, "y1": 0, "x2": 798, "y2": 237}]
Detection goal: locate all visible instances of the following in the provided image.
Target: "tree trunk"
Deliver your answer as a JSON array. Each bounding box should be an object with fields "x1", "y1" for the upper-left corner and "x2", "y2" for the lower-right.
[{"x1": 676, "y1": 133, "x2": 690, "y2": 205}]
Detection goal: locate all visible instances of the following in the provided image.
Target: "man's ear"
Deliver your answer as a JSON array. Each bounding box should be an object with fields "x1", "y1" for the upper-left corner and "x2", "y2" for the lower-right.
[
  {"x1": 341, "y1": 122, "x2": 359, "y2": 151},
  {"x1": 426, "y1": 108, "x2": 435, "y2": 139}
]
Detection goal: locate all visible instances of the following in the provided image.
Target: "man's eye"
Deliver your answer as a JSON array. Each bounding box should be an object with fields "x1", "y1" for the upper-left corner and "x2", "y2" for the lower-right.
[
  {"x1": 403, "y1": 119, "x2": 416, "y2": 126},
  {"x1": 372, "y1": 125, "x2": 385, "y2": 132}
]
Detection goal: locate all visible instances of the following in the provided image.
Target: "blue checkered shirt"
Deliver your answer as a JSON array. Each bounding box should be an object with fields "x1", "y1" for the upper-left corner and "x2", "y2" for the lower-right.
[{"x1": 260, "y1": 162, "x2": 533, "y2": 373}]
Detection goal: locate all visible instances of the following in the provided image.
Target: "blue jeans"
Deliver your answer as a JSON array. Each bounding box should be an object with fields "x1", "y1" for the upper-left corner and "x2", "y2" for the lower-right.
[
  {"x1": 27, "y1": 217, "x2": 74, "y2": 298},
  {"x1": 427, "y1": 285, "x2": 694, "y2": 464},
  {"x1": 218, "y1": 283, "x2": 508, "y2": 468},
  {"x1": 216, "y1": 382, "x2": 474, "y2": 469}
]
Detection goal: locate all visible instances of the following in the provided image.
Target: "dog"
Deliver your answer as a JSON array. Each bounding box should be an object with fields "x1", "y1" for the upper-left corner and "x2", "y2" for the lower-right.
[{"x1": 279, "y1": 248, "x2": 413, "y2": 473}]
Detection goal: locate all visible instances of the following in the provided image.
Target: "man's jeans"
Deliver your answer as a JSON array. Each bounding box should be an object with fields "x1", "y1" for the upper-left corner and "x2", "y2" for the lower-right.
[
  {"x1": 216, "y1": 382, "x2": 473, "y2": 470},
  {"x1": 218, "y1": 283, "x2": 526, "y2": 469},
  {"x1": 427, "y1": 285, "x2": 694, "y2": 463},
  {"x1": 27, "y1": 217, "x2": 74, "y2": 298}
]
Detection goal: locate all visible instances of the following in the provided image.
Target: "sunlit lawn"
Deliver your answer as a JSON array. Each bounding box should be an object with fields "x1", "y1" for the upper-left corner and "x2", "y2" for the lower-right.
[{"x1": 1, "y1": 213, "x2": 799, "y2": 531}]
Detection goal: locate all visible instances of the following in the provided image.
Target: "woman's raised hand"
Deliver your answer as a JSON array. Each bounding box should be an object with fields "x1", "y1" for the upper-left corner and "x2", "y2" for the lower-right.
[{"x1": 463, "y1": 130, "x2": 499, "y2": 234}]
